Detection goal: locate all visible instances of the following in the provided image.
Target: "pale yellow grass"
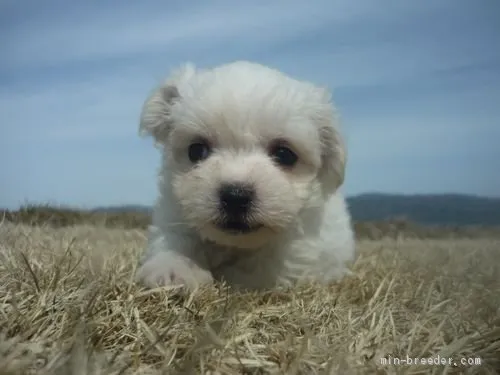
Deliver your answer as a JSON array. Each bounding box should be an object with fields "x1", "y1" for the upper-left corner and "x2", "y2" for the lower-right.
[{"x1": 0, "y1": 222, "x2": 499, "y2": 375}]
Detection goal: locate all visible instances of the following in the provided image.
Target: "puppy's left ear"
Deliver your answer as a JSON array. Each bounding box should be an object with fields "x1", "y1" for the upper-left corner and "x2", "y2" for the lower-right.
[
  {"x1": 139, "y1": 84, "x2": 181, "y2": 145},
  {"x1": 318, "y1": 120, "x2": 346, "y2": 196}
]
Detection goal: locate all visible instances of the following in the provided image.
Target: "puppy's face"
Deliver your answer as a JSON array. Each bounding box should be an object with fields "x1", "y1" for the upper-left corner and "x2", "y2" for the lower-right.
[{"x1": 140, "y1": 62, "x2": 346, "y2": 249}]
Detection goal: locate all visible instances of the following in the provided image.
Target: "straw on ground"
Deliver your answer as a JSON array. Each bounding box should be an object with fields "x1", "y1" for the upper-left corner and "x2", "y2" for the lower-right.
[{"x1": 1, "y1": 219, "x2": 499, "y2": 374}]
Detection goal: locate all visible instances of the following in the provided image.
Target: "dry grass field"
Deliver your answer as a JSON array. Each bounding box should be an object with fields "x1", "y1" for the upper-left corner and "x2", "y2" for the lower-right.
[{"x1": 0, "y1": 209, "x2": 499, "y2": 374}]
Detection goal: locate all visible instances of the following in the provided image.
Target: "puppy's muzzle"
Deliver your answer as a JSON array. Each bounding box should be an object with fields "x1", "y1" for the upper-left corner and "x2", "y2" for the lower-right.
[
  {"x1": 219, "y1": 183, "x2": 254, "y2": 215},
  {"x1": 217, "y1": 183, "x2": 261, "y2": 234}
]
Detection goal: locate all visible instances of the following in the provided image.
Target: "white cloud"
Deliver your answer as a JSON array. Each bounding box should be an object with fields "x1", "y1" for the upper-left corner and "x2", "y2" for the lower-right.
[
  {"x1": 2, "y1": 1, "x2": 357, "y2": 70},
  {"x1": 3, "y1": 0, "x2": 492, "y2": 143},
  {"x1": 0, "y1": 65, "x2": 151, "y2": 142},
  {"x1": 3, "y1": 0, "x2": 457, "y2": 71}
]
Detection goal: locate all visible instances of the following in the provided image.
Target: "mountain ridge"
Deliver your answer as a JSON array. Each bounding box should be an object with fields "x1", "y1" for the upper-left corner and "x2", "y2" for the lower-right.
[{"x1": 91, "y1": 193, "x2": 500, "y2": 226}]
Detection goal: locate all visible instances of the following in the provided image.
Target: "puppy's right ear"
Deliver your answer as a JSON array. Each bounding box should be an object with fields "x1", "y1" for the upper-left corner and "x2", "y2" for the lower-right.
[{"x1": 139, "y1": 84, "x2": 180, "y2": 144}]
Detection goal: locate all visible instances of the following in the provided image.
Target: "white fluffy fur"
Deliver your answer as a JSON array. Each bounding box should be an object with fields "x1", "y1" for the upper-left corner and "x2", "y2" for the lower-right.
[{"x1": 136, "y1": 61, "x2": 356, "y2": 290}]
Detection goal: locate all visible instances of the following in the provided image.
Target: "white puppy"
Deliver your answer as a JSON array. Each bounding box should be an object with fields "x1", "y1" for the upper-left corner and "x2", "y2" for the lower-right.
[{"x1": 136, "y1": 61, "x2": 356, "y2": 290}]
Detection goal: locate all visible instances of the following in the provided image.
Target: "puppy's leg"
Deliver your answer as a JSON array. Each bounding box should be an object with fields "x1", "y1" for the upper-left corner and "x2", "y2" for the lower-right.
[
  {"x1": 136, "y1": 252, "x2": 213, "y2": 289},
  {"x1": 135, "y1": 228, "x2": 213, "y2": 290}
]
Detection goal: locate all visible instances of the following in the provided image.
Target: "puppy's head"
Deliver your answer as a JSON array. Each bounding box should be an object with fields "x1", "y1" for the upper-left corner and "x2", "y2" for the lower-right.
[{"x1": 140, "y1": 61, "x2": 346, "y2": 249}]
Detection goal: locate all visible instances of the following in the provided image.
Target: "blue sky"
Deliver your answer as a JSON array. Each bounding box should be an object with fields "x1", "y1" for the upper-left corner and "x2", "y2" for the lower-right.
[{"x1": 1, "y1": 0, "x2": 499, "y2": 209}]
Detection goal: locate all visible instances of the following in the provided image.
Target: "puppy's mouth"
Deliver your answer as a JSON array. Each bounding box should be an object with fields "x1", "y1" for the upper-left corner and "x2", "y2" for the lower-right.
[{"x1": 216, "y1": 220, "x2": 263, "y2": 234}]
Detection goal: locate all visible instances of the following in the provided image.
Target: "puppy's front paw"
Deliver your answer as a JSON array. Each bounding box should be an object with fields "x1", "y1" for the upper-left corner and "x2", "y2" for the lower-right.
[{"x1": 136, "y1": 251, "x2": 213, "y2": 290}]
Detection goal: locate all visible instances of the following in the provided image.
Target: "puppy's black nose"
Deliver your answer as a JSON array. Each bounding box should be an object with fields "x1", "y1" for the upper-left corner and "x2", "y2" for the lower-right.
[{"x1": 218, "y1": 183, "x2": 255, "y2": 216}]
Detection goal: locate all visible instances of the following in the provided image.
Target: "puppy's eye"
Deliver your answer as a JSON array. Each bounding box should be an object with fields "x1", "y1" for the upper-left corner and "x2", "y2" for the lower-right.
[
  {"x1": 270, "y1": 145, "x2": 298, "y2": 167},
  {"x1": 188, "y1": 141, "x2": 211, "y2": 163}
]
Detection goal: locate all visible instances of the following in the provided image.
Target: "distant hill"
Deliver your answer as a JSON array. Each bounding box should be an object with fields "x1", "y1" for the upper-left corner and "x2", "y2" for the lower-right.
[
  {"x1": 93, "y1": 193, "x2": 500, "y2": 226},
  {"x1": 346, "y1": 193, "x2": 500, "y2": 226},
  {"x1": 92, "y1": 205, "x2": 152, "y2": 214}
]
